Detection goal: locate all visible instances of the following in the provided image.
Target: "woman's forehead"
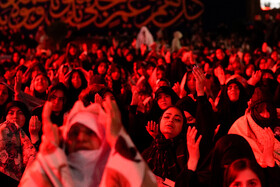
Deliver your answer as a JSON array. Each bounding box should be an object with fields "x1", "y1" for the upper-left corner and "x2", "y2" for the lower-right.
[
  {"x1": 8, "y1": 106, "x2": 21, "y2": 112},
  {"x1": 69, "y1": 122, "x2": 93, "y2": 132},
  {"x1": 164, "y1": 107, "x2": 182, "y2": 116}
]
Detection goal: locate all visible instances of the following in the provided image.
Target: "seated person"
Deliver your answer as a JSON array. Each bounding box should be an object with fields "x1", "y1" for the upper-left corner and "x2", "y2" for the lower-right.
[
  {"x1": 19, "y1": 97, "x2": 157, "y2": 186},
  {"x1": 229, "y1": 87, "x2": 280, "y2": 167}
]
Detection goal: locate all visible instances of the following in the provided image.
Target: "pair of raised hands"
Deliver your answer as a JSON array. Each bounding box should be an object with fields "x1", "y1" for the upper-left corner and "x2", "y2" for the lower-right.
[
  {"x1": 146, "y1": 121, "x2": 202, "y2": 171},
  {"x1": 172, "y1": 66, "x2": 206, "y2": 98},
  {"x1": 41, "y1": 96, "x2": 123, "y2": 149}
]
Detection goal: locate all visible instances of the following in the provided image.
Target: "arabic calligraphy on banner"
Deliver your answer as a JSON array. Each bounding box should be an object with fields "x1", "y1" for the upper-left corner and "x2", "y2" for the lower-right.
[{"x1": 0, "y1": 0, "x2": 204, "y2": 30}]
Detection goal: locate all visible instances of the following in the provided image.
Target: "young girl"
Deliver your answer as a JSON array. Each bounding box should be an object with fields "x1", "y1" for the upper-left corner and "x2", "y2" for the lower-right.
[{"x1": 224, "y1": 158, "x2": 264, "y2": 187}]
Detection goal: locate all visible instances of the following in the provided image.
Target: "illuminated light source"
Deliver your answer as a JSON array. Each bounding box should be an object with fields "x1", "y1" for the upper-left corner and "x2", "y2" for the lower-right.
[{"x1": 260, "y1": 0, "x2": 280, "y2": 10}]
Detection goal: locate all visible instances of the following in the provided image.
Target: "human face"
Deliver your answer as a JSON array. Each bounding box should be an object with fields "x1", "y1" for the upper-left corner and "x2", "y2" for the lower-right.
[
  {"x1": 147, "y1": 66, "x2": 155, "y2": 76},
  {"x1": 137, "y1": 66, "x2": 146, "y2": 76},
  {"x1": 69, "y1": 46, "x2": 77, "y2": 56},
  {"x1": 126, "y1": 53, "x2": 133, "y2": 62},
  {"x1": 227, "y1": 83, "x2": 240, "y2": 102},
  {"x1": 258, "y1": 59, "x2": 266, "y2": 70},
  {"x1": 0, "y1": 84, "x2": 9, "y2": 105},
  {"x1": 271, "y1": 51, "x2": 278, "y2": 62},
  {"x1": 91, "y1": 43, "x2": 98, "y2": 53},
  {"x1": 156, "y1": 70, "x2": 165, "y2": 80},
  {"x1": 216, "y1": 49, "x2": 225, "y2": 60},
  {"x1": 49, "y1": 90, "x2": 65, "y2": 113},
  {"x1": 160, "y1": 107, "x2": 184, "y2": 139},
  {"x1": 157, "y1": 58, "x2": 164, "y2": 66},
  {"x1": 181, "y1": 51, "x2": 189, "y2": 63},
  {"x1": 204, "y1": 63, "x2": 210, "y2": 74},
  {"x1": 6, "y1": 106, "x2": 26, "y2": 127},
  {"x1": 246, "y1": 65, "x2": 255, "y2": 78},
  {"x1": 97, "y1": 49, "x2": 104, "y2": 59},
  {"x1": 67, "y1": 123, "x2": 101, "y2": 153},
  {"x1": 102, "y1": 92, "x2": 115, "y2": 101},
  {"x1": 187, "y1": 73, "x2": 196, "y2": 93},
  {"x1": 82, "y1": 43, "x2": 87, "y2": 52},
  {"x1": 34, "y1": 75, "x2": 49, "y2": 93},
  {"x1": 111, "y1": 70, "x2": 121, "y2": 81},
  {"x1": 277, "y1": 74, "x2": 280, "y2": 84},
  {"x1": 97, "y1": 63, "x2": 107, "y2": 75},
  {"x1": 31, "y1": 66, "x2": 42, "y2": 79},
  {"x1": 257, "y1": 103, "x2": 270, "y2": 119},
  {"x1": 157, "y1": 93, "x2": 172, "y2": 110},
  {"x1": 244, "y1": 53, "x2": 251, "y2": 65},
  {"x1": 184, "y1": 111, "x2": 196, "y2": 124},
  {"x1": 12, "y1": 52, "x2": 19, "y2": 63},
  {"x1": 71, "y1": 72, "x2": 82, "y2": 89},
  {"x1": 262, "y1": 42, "x2": 268, "y2": 53},
  {"x1": 229, "y1": 168, "x2": 261, "y2": 187}
]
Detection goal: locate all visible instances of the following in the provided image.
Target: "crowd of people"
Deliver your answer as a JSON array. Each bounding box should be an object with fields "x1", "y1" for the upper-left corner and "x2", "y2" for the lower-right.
[{"x1": 0, "y1": 14, "x2": 280, "y2": 186}]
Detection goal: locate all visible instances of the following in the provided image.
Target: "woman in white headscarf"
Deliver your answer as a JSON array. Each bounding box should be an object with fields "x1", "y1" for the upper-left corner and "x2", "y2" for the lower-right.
[
  {"x1": 136, "y1": 26, "x2": 154, "y2": 51},
  {"x1": 171, "y1": 31, "x2": 183, "y2": 53},
  {"x1": 19, "y1": 97, "x2": 157, "y2": 186}
]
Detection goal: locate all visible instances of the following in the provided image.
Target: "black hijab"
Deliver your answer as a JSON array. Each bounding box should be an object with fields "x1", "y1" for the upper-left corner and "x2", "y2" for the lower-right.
[
  {"x1": 142, "y1": 106, "x2": 187, "y2": 181},
  {"x1": 216, "y1": 79, "x2": 249, "y2": 138}
]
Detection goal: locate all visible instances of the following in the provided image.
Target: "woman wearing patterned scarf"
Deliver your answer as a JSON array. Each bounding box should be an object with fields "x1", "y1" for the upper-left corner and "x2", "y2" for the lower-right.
[
  {"x1": 229, "y1": 87, "x2": 280, "y2": 167},
  {"x1": 0, "y1": 120, "x2": 36, "y2": 185}
]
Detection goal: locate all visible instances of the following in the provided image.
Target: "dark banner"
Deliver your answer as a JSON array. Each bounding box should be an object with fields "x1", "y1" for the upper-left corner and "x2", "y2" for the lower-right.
[{"x1": 0, "y1": 0, "x2": 204, "y2": 30}]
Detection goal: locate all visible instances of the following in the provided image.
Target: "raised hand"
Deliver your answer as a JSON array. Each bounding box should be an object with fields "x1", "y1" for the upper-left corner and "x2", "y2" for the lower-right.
[
  {"x1": 187, "y1": 126, "x2": 202, "y2": 171},
  {"x1": 146, "y1": 121, "x2": 159, "y2": 139},
  {"x1": 214, "y1": 66, "x2": 225, "y2": 85},
  {"x1": 42, "y1": 101, "x2": 60, "y2": 146},
  {"x1": 247, "y1": 70, "x2": 262, "y2": 86},
  {"x1": 192, "y1": 66, "x2": 206, "y2": 96},
  {"x1": 24, "y1": 77, "x2": 35, "y2": 96},
  {"x1": 165, "y1": 50, "x2": 171, "y2": 64},
  {"x1": 102, "y1": 95, "x2": 123, "y2": 147},
  {"x1": 29, "y1": 116, "x2": 42, "y2": 144},
  {"x1": 261, "y1": 127, "x2": 275, "y2": 167},
  {"x1": 94, "y1": 93, "x2": 103, "y2": 104},
  {"x1": 130, "y1": 90, "x2": 140, "y2": 106},
  {"x1": 172, "y1": 82, "x2": 181, "y2": 97}
]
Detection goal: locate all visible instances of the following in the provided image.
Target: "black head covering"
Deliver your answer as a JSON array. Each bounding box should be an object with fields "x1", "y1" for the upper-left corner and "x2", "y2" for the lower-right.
[
  {"x1": 216, "y1": 78, "x2": 248, "y2": 138},
  {"x1": 68, "y1": 69, "x2": 88, "y2": 90},
  {"x1": 5, "y1": 101, "x2": 30, "y2": 135},
  {"x1": 5, "y1": 101, "x2": 30, "y2": 123},
  {"x1": 250, "y1": 87, "x2": 277, "y2": 129},
  {"x1": 147, "y1": 86, "x2": 179, "y2": 123},
  {"x1": 142, "y1": 106, "x2": 187, "y2": 181},
  {"x1": 259, "y1": 71, "x2": 278, "y2": 97},
  {"x1": 67, "y1": 69, "x2": 88, "y2": 108},
  {"x1": 155, "y1": 86, "x2": 179, "y2": 104},
  {"x1": 176, "y1": 96, "x2": 197, "y2": 118}
]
